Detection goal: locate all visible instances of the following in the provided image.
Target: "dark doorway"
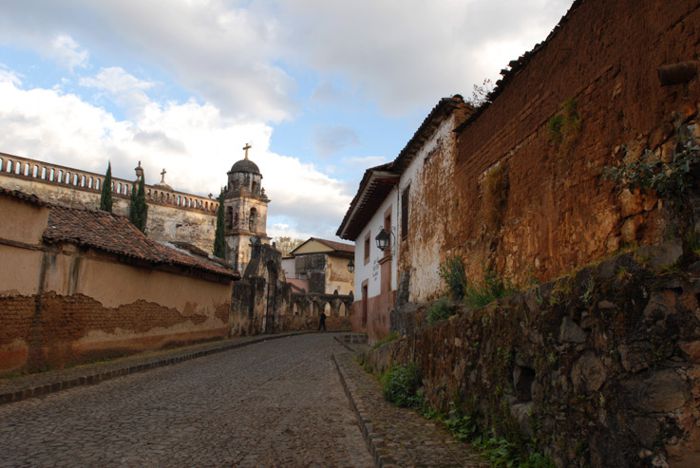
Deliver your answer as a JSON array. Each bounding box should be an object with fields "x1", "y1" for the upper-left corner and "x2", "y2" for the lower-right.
[
  {"x1": 265, "y1": 261, "x2": 278, "y2": 333},
  {"x1": 361, "y1": 281, "x2": 368, "y2": 328}
]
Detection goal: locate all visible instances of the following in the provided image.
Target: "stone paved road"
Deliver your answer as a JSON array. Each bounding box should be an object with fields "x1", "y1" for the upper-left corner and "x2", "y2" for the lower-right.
[{"x1": 0, "y1": 334, "x2": 374, "y2": 467}]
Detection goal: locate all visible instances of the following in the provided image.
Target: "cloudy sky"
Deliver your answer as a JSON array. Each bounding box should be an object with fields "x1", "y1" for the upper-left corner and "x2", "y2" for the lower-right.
[{"x1": 0, "y1": 0, "x2": 572, "y2": 240}]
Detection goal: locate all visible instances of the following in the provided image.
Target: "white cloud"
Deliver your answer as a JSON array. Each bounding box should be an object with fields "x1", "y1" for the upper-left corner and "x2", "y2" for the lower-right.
[
  {"x1": 0, "y1": 70, "x2": 350, "y2": 238},
  {"x1": 0, "y1": 0, "x2": 574, "y2": 118},
  {"x1": 343, "y1": 155, "x2": 388, "y2": 167},
  {"x1": 79, "y1": 67, "x2": 155, "y2": 113},
  {"x1": 79, "y1": 67, "x2": 153, "y2": 94},
  {"x1": 0, "y1": 65, "x2": 21, "y2": 86},
  {"x1": 50, "y1": 34, "x2": 89, "y2": 71},
  {"x1": 273, "y1": 0, "x2": 574, "y2": 113}
]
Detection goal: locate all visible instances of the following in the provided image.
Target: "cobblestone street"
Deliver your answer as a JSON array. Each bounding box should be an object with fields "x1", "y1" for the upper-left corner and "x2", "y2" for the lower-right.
[{"x1": 0, "y1": 334, "x2": 374, "y2": 467}]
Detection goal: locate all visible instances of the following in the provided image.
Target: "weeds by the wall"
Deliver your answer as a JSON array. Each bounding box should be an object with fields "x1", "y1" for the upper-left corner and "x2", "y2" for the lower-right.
[
  {"x1": 464, "y1": 269, "x2": 514, "y2": 309},
  {"x1": 380, "y1": 364, "x2": 423, "y2": 408},
  {"x1": 548, "y1": 98, "x2": 581, "y2": 150},
  {"x1": 421, "y1": 402, "x2": 554, "y2": 468},
  {"x1": 604, "y1": 123, "x2": 699, "y2": 253},
  {"x1": 482, "y1": 162, "x2": 509, "y2": 232},
  {"x1": 426, "y1": 297, "x2": 455, "y2": 324},
  {"x1": 439, "y1": 256, "x2": 467, "y2": 300},
  {"x1": 372, "y1": 331, "x2": 399, "y2": 349}
]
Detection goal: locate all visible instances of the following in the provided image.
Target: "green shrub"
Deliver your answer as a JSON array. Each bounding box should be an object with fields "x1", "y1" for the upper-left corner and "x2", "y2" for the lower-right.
[
  {"x1": 443, "y1": 406, "x2": 478, "y2": 442},
  {"x1": 381, "y1": 364, "x2": 422, "y2": 408},
  {"x1": 426, "y1": 297, "x2": 454, "y2": 324},
  {"x1": 603, "y1": 124, "x2": 698, "y2": 244},
  {"x1": 464, "y1": 269, "x2": 513, "y2": 309},
  {"x1": 439, "y1": 256, "x2": 467, "y2": 300}
]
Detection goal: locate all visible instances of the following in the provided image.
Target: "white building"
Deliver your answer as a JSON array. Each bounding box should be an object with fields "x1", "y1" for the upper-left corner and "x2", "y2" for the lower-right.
[{"x1": 336, "y1": 95, "x2": 472, "y2": 342}]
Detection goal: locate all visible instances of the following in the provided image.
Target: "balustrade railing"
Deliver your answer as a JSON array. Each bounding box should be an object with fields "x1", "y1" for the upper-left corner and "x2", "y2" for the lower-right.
[{"x1": 0, "y1": 152, "x2": 218, "y2": 213}]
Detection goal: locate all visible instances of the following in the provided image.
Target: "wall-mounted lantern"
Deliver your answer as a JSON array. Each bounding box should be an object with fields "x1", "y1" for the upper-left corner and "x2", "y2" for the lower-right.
[
  {"x1": 347, "y1": 259, "x2": 355, "y2": 273},
  {"x1": 375, "y1": 228, "x2": 391, "y2": 251}
]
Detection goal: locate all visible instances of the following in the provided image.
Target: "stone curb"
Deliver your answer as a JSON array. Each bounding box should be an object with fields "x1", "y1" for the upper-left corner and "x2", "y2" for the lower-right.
[
  {"x1": 0, "y1": 331, "x2": 314, "y2": 406},
  {"x1": 332, "y1": 353, "x2": 385, "y2": 468},
  {"x1": 333, "y1": 335, "x2": 357, "y2": 353}
]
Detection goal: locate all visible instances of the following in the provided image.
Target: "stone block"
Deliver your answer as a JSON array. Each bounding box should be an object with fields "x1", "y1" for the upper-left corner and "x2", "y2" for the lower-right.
[
  {"x1": 679, "y1": 341, "x2": 700, "y2": 364},
  {"x1": 618, "y1": 343, "x2": 651, "y2": 373},
  {"x1": 619, "y1": 189, "x2": 643, "y2": 218},
  {"x1": 620, "y1": 215, "x2": 644, "y2": 243},
  {"x1": 559, "y1": 317, "x2": 587, "y2": 343},
  {"x1": 637, "y1": 241, "x2": 683, "y2": 271},
  {"x1": 624, "y1": 369, "x2": 689, "y2": 413},
  {"x1": 571, "y1": 351, "x2": 607, "y2": 392}
]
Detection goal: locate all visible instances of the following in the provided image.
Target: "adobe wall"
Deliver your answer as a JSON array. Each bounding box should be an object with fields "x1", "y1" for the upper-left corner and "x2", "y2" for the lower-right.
[
  {"x1": 0, "y1": 199, "x2": 232, "y2": 375},
  {"x1": 451, "y1": 0, "x2": 700, "y2": 286},
  {"x1": 0, "y1": 154, "x2": 218, "y2": 253}
]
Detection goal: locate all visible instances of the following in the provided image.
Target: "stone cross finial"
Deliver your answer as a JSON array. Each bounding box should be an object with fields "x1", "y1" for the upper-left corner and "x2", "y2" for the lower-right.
[
  {"x1": 242, "y1": 143, "x2": 252, "y2": 160},
  {"x1": 160, "y1": 168, "x2": 167, "y2": 183}
]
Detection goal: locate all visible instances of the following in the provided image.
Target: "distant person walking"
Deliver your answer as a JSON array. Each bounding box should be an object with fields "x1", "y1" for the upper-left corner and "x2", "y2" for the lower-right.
[{"x1": 318, "y1": 312, "x2": 327, "y2": 331}]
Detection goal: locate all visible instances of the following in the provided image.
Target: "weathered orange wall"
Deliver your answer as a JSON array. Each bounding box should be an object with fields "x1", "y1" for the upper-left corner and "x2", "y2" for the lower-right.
[
  {"x1": 0, "y1": 196, "x2": 49, "y2": 244},
  {"x1": 0, "y1": 198, "x2": 233, "y2": 375},
  {"x1": 451, "y1": 0, "x2": 700, "y2": 285}
]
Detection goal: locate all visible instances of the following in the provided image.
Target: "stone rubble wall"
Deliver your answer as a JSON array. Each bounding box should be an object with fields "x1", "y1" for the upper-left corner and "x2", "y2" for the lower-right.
[
  {"x1": 450, "y1": 0, "x2": 700, "y2": 286},
  {"x1": 367, "y1": 246, "x2": 700, "y2": 467}
]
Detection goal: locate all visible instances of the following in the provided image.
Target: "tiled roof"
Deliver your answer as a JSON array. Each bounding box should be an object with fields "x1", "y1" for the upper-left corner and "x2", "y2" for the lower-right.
[
  {"x1": 43, "y1": 205, "x2": 236, "y2": 279},
  {"x1": 0, "y1": 186, "x2": 47, "y2": 207},
  {"x1": 310, "y1": 237, "x2": 355, "y2": 254},
  {"x1": 289, "y1": 237, "x2": 355, "y2": 257},
  {"x1": 336, "y1": 96, "x2": 472, "y2": 240}
]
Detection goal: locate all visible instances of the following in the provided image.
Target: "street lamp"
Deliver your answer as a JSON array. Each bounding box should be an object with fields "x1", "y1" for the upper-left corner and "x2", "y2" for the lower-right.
[
  {"x1": 375, "y1": 228, "x2": 391, "y2": 251},
  {"x1": 347, "y1": 259, "x2": 355, "y2": 273}
]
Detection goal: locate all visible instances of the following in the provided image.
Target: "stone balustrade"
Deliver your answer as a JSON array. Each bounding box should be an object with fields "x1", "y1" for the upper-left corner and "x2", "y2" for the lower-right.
[{"x1": 0, "y1": 152, "x2": 219, "y2": 214}]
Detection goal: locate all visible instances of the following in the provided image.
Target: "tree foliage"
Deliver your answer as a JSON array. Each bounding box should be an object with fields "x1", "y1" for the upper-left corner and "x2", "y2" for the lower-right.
[
  {"x1": 129, "y1": 175, "x2": 148, "y2": 233},
  {"x1": 213, "y1": 190, "x2": 226, "y2": 258},
  {"x1": 99, "y1": 162, "x2": 113, "y2": 212}
]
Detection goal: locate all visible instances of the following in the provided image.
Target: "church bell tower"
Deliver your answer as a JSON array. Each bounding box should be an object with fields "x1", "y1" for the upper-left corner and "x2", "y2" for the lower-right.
[{"x1": 223, "y1": 143, "x2": 270, "y2": 272}]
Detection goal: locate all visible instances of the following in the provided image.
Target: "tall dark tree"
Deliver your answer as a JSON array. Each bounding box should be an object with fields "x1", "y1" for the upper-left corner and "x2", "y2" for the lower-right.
[
  {"x1": 213, "y1": 190, "x2": 226, "y2": 258},
  {"x1": 99, "y1": 162, "x2": 113, "y2": 212},
  {"x1": 129, "y1": 175, "x2": 148, "y2": 232}
]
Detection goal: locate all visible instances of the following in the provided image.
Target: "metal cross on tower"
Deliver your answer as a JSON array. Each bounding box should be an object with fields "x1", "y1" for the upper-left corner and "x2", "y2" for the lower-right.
[
  {"x1": 242, "y1": 143, "x2": 252, "y2": 160},
  {"x1": 160, "y1": 168, "x2": 167, "y2": 183}
]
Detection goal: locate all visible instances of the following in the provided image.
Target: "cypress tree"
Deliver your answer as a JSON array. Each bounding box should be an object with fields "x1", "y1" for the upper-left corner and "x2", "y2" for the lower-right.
[
  {"x1": 213, "y1": 190, "x2": 226, "y2": 258},
  {"x1": 99, "y1": 162, "x2": 113, "y2": 212},
  {"x1": 129, "y1": 174, "x2": 148, "y2": 232}
]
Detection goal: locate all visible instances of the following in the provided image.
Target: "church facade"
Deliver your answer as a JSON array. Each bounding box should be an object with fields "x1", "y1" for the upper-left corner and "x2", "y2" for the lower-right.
[{"x1": 0, "y1": 145, "x2": 272, "y2": 274}]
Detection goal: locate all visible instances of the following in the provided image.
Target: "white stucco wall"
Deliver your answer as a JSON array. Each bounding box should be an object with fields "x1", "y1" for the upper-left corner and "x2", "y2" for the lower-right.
[
  {"x1": 397, "y1": 115, "x2": 457, "y2": 302},
  {"x1": 353, "y1": 192, "x2": 399, "y2": 300},
  {"x1": 351, "y1": 113, "x2": 458, "y2": 303}
]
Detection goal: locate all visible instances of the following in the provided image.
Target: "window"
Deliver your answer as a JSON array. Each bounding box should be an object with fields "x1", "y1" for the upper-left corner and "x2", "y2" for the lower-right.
[
  {"x1": 363, "y1": 232, "x2": 370, "y2": 264},
  {"x1": 249, "y1": 207, "x2": 258, "y2": 231},
  {"x1": 226, "y1": 207, "x2": 233, "y2": 229},
  {"x1": 401, "y1": 185, "x2": 410, "y2": 241}
]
